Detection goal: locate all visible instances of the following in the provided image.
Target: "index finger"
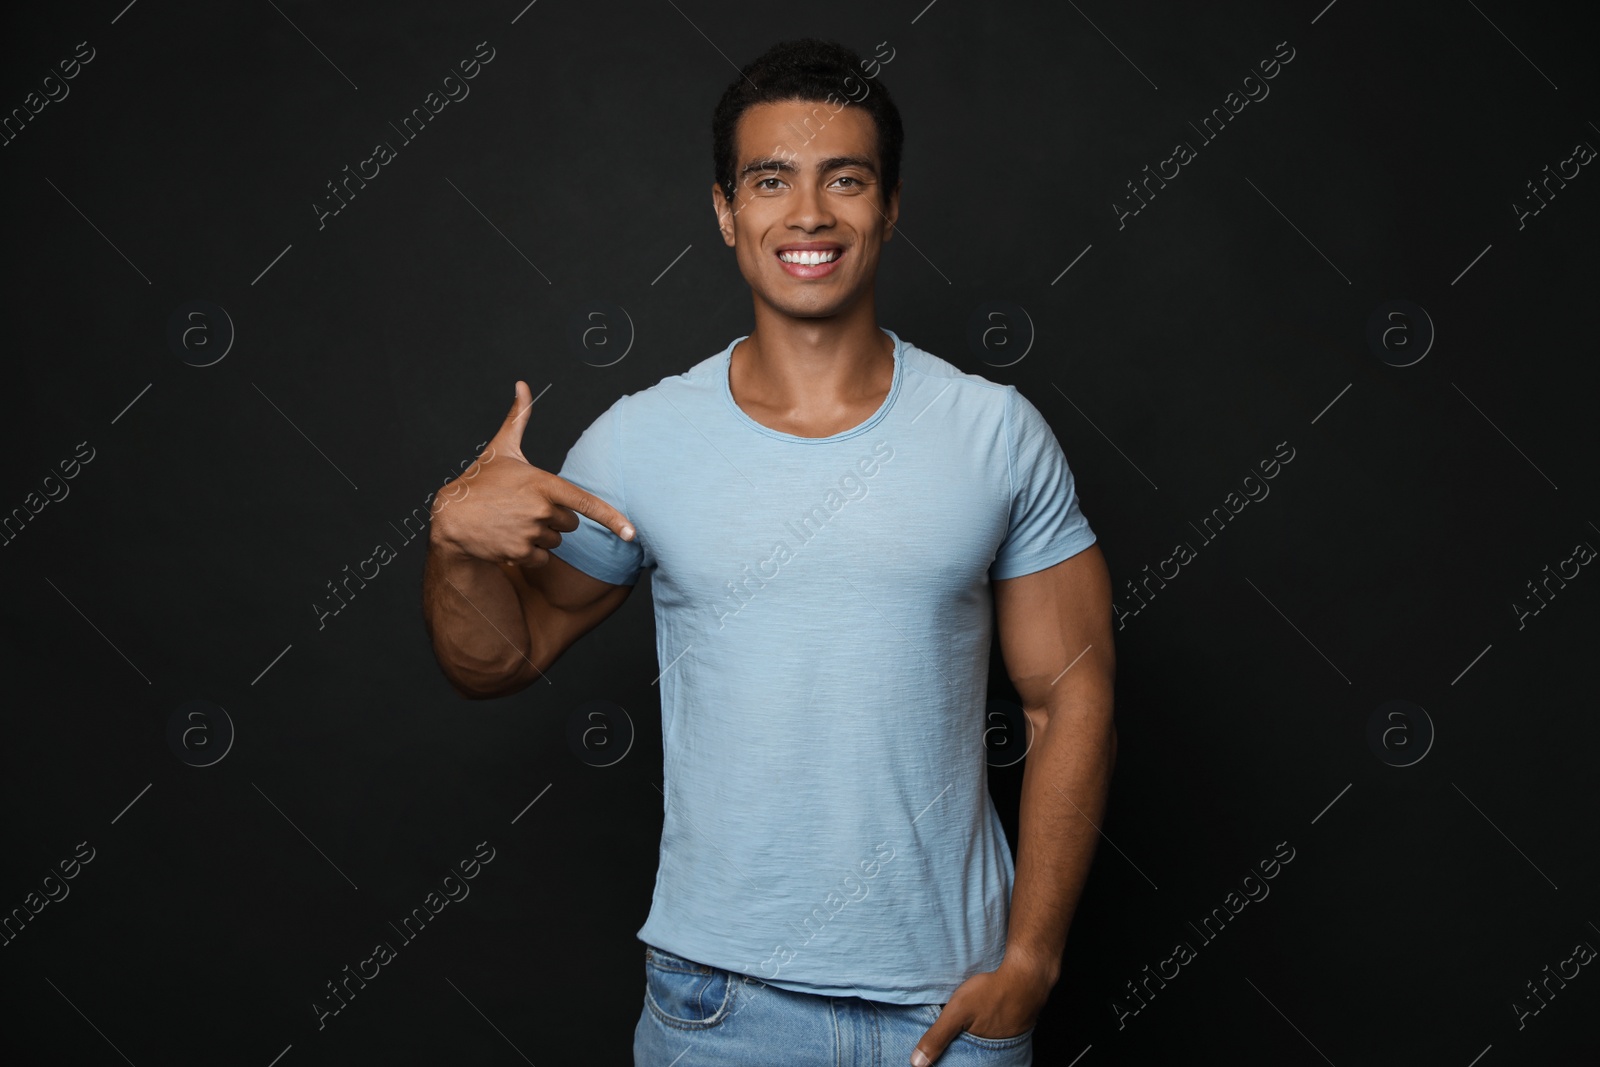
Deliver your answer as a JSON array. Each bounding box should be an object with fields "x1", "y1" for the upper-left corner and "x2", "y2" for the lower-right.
[{"x1": 539, "y1": 471, "x2": 636, "y2": 541}]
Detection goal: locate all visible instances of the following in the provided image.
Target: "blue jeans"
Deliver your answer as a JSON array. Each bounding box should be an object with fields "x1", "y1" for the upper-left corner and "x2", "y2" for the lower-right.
[{"x1": 633, "y1": 943, "x2": 1034, "y2": 1066}]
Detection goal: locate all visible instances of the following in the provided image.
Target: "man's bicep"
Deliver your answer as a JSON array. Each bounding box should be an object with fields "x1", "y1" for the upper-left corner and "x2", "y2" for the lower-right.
[
  {"x1": 508, "y1": 554, "x2": 635, "y2": 672},
  {"x1": 993, "y1": 542, "x2": 1115, "y2": 718}
]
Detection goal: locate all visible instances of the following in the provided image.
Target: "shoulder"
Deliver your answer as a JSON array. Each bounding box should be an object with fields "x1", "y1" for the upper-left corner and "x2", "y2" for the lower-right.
[
  {"x1": 894, "y1": 333, "x2": 1030, "y2": 435},
  {"x1": 897, "y1": 335, "x2": 1013, "y2": 401},
  {"x1": 891, "y1": 336, "x2": 1071, "y2": 481},
  {"x1": 606, "y1": 340, "x2": 732, "y2": 424}
]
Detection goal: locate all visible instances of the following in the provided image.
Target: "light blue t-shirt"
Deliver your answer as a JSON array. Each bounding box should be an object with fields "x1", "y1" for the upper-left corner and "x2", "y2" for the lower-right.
[{"x1": 549, "y1": 327, "x2": 1097, "y2": 1004}]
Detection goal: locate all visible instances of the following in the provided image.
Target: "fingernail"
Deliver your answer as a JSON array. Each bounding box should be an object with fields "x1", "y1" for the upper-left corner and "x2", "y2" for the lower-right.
[
  {"x1": 621, "y1": 524, "x2": 635, "y2": 540},
  {"x1": 911, "y1": 1051, "x2": 931, "y2": 1067}
]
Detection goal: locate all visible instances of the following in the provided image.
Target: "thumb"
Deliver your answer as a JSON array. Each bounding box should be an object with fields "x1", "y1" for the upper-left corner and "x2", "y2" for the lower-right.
[
  {"x1": 911, "y1": 1013, "x2": 962, "y2": 1067},
  {"x1": 492, "y1": 381, "x2": 535, "y2": 458}
]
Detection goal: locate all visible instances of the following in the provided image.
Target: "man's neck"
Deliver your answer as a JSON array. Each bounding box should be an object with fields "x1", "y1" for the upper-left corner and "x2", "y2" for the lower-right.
[{"x1": 730, "y1": 301, "x2": 894, "y2": 436}]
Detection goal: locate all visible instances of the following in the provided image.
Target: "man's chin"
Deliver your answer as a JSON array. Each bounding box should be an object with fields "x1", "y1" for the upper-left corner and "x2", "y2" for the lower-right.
[
  {"x1": 757, "y1": 299, "x2": 852, "y2": 322},
  {"x1": 745, "y1": 284, "x2": 862, "y2": 320}
]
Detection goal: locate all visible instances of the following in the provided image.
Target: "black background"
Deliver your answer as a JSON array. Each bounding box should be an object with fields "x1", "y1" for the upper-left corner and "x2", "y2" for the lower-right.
[{"x1": 2, "y1": 1, "x2": 1597, "y2": 1064}]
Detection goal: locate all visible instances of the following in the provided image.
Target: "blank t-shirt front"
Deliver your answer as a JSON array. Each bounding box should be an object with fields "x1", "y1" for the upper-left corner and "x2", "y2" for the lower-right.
[{"x1": 549, "y1": 327, "x2": 1096, "y2": 1004}]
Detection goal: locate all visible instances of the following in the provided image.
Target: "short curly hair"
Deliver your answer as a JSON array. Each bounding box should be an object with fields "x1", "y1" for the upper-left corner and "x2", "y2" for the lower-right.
[{"x1": 712, "y1": 38, "x2": 904, "y2": 209}]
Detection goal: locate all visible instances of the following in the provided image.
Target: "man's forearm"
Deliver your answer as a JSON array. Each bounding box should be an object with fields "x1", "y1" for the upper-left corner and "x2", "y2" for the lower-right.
[
  {"x1": 1001, "y1": 679, "x2": 1117, "y2": 986},
  {"x1": 421, "y1": 538, "x2": 535, "y2": 697}
]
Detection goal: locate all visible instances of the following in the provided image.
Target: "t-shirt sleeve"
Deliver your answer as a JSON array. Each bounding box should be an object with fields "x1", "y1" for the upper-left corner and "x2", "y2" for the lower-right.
[
  {"x1": 989, "y1": 386, "x2": 1097, "y2": 581},
  {"x1": 547, "y1": 394, "x2": 645, "y2": 587}
]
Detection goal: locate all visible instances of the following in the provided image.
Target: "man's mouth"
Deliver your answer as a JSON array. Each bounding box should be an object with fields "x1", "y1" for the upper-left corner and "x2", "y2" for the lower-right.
[
  {"x1": 775, "y1": 246, "x2": 845, "y2": 277},
  {"x1": 777, "y1": 249, "x2": 842, "y2": 264}
]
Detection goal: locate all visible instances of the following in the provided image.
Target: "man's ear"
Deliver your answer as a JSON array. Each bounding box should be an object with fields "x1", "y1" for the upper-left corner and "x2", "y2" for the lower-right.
[
  {"x1": 712, "y1": 181, "x2": 737, "y2": 246},
  {"x1": 881, "y1": 180, "x2": 902, "y2": 242}
]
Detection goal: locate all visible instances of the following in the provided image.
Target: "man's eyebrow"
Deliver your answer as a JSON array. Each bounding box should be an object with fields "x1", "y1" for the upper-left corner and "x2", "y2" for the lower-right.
[
  {"x1": 817, "y1": 155, "x2": 878, "y2": 176},
  {"x1": 736, "y1": 155, "x2": 880, "y2": 180},
  {"x1": 738, "y1": 157, "x2": 799, "y2": 179}
]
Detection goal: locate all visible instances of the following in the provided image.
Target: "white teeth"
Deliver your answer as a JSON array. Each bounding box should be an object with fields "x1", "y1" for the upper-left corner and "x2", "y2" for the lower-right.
[{"x1": 779, "y1": 249, "x2": 840, "y2": 264}]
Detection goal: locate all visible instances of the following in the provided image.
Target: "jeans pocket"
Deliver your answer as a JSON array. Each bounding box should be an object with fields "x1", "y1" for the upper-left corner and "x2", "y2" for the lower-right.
[
  {"x1": 923, "y1": 1003, "x2": 1034, "y2": 1050},
  {"x1": 954, "y1": 1025, "x2": 1034, "y2": 1050},
  {"x1": 644, "y1": 944, "x2": 736, "y2": 1030}
]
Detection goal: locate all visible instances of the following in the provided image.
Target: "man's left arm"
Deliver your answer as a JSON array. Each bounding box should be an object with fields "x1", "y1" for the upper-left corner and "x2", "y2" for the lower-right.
[{"x1": 912, "y1": 542, "x2": 1116, "y2": 1065}]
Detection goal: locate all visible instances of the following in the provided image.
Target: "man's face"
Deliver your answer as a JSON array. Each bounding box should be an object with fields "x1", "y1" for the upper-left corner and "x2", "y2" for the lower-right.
[{"x1": 712, "y1": 99, "x2": 900, "y2": 320}]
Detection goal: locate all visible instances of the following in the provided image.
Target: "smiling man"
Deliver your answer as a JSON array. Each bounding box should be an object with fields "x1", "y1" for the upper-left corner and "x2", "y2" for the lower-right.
[{"x1": 421, "y1": 37, "x2": 1115, "y2": 1067}]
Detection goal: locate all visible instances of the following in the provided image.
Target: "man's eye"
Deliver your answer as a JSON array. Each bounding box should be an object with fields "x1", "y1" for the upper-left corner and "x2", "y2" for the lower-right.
[
  {"x1": 756, "y1": 177, "x2": 783, "y2": 189},
  {"x1": 834, "y1": 176, "x2": 861, "y2": 188}
]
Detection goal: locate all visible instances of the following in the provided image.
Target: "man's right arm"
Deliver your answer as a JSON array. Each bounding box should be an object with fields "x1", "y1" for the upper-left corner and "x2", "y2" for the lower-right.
[
  {"x1": 420, "y1": 381, "x2": 638, "y2": 700},
  {"x1": 422, "y1": 542, "x2": 632, "y2": 699}
]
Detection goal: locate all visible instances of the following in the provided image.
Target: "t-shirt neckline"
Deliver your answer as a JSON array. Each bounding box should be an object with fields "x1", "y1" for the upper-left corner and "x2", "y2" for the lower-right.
[{"x1": 720, "y1": 327, "x2": 904, "y2": 444}]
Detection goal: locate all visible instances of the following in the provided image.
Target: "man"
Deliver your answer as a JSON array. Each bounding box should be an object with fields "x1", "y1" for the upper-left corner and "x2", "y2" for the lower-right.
[{"x1": 421, "y1": 38, "x2": 1115, "y2": 1067}]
